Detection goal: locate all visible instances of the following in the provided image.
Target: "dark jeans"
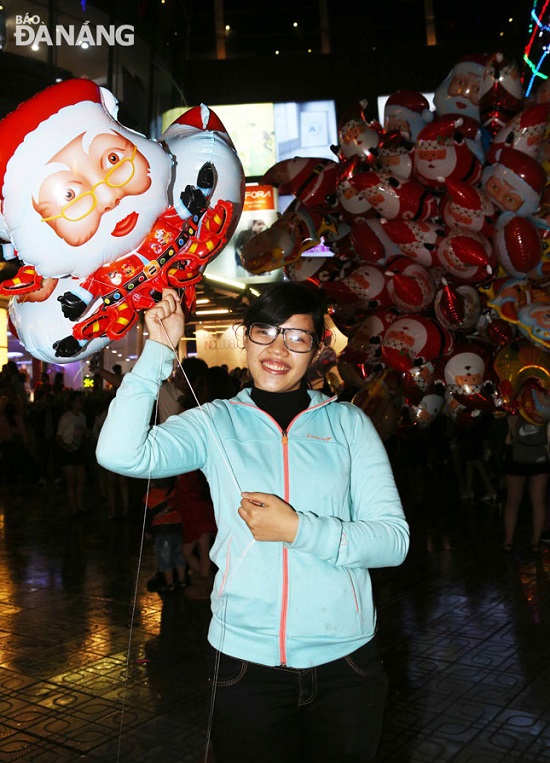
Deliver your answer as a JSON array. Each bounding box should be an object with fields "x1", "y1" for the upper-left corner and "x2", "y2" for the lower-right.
[{"x1": 208, "y1": 638, "x2": 388, "y2": 763}]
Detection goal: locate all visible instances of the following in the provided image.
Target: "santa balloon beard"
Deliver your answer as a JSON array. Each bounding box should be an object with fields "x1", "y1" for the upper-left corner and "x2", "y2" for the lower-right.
[{"x1": 4, "y1": 131, "x2": 172, "y2": 280}]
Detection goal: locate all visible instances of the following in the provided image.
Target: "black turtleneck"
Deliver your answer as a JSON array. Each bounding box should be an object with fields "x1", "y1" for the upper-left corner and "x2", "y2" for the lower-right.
[{"x1": 250, "y1": 382, "x2": 310, "y2": 432}]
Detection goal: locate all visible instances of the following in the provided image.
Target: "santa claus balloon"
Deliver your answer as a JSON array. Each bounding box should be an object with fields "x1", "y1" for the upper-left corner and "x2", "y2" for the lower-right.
[{"x1": 0, "y1": 79, "x2": 244, "y2": 363}]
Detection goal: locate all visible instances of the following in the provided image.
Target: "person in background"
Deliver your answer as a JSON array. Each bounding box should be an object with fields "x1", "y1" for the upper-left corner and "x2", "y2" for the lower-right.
[
  {"x1": 0, "y1": 392, "x2": 35, "y2": 484},
  {"x1": 94, "y1": 362, "x2": 124, "y2": 391},
  {"x1": 145, "y1": 476, "x2": 186, "y2": 593},
  {"x1": 502, "y1": 415, "x2": 550, "y2": 552},
  {"x1": 97, "y1": 281, "x2": 409, "y2": 763},
  {"x1": 93, "y1": 394, "x2": 129, "y2": 519},
  {"x1": 175, "y1": 469, "x2": 216, "y2": 600}
]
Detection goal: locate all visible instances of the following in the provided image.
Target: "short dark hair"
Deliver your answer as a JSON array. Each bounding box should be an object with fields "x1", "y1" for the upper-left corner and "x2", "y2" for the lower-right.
[{"x1": 244, "y1": 281, "x2": 326, "y2": 341}]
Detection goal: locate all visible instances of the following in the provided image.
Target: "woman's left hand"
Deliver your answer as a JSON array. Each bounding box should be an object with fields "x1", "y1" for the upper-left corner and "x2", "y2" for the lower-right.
[{"x1": 238, "y1": 492, "x2": 299, "y2": 543}]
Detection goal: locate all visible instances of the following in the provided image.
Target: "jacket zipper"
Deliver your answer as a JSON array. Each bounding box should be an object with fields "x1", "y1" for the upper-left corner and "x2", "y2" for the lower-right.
[
  {"x1": 279, "y1": 430, "x2": 290, "y2": 666},
  {"x1": 229, "y1": 395, "x2": 337, "y2": 666}
]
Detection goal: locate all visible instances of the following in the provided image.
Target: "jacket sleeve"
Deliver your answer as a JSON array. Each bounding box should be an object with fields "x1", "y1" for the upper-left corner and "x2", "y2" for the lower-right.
[
  {"x1": 289, "y1": 405, "x2": 409, "y2": 570},
  {"x1": 96, "y1": 340, "x2": 209, "y2": 478}
]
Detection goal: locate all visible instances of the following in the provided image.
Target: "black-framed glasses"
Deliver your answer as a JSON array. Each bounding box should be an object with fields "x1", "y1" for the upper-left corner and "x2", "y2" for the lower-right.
[{"x1": 247, "y1": 323, "x2": 318, "y2": 353}]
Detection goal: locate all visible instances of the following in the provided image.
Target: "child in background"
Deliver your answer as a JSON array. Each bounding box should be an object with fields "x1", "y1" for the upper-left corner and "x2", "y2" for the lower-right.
[
  {"x1": 145, "y1": 477, "x2": 186, "y2": 593},
  {"x1": 174, "y1": 469, "x2": 217, "y2": 600}
]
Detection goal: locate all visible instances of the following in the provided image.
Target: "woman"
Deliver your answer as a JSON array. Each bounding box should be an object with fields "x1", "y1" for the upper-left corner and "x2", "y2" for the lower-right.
[
  {"x1": 97, "y1": 281, "x2": 409, "y2": 762},
  {"x1": 502, "y1": 414, "x2": 549, "y2": 551}
]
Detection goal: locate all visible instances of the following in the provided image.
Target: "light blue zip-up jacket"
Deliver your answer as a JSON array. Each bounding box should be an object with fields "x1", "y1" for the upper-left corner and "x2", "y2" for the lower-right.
[{"x1": 96, "y1": 341, "x2": 409, "y2": 668}]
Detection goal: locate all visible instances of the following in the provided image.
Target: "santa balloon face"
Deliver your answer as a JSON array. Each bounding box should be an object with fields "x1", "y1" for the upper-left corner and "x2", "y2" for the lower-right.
[
  {"x1": 401, "y1": 393, "x2": 444, "y2": 429},
  {"x1": 482, "y1": 170, "x2": 523, "y2": 213},
  {"x1": 414, "y1": 140, "x2": 457, "y2": 186},
  {"x1": 380, "y1": 315, "x2": 453, "y2": 372},
  {"x1": 385, "y1": 114, "x2": 413, "y2": 139},
  {"x1": 383, "y1": 90, "x2": 433, "y2": 143},
  {"x1": 442, "y1": 345, "x2": 497, "y2": 412},
  {"x1": 378, "y1": 143, "x2": 414, "y2": 180},
  {"x1": 481, "y1": 148, "x2": 546, "y2": 218},
  {"x1": 440, "y1": 180, "x2": 496, "y2": 235},
  {"x1": 433, "y1": 62, "x2": 484, "y2": 121},
  {"x1": 33, "y1": 132, "x2": 152, "y2": 248},
  {"x1": 444, "y1": 350, "x2": 486, "y2": 390},
  {"x1": 338, "y1": 118, "x2": 380, "y2": 163}
]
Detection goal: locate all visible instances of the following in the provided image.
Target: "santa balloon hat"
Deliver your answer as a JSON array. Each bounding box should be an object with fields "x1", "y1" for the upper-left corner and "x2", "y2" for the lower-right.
[
  {"x1": 0, "y1": 78, "x2": 119, "y2": 202},
  {"x1": 448, "y1": 53, "x2": 488, "y2": 78},
  {"x1": 483, "y1": 146, "x2": 547, "y2": 216},
  {"x1": 384, "y1": 90, "x2": 433, "y2": 141},
  {"x1": 162, "y1": 103, "x2": 234, "y2": 147}
]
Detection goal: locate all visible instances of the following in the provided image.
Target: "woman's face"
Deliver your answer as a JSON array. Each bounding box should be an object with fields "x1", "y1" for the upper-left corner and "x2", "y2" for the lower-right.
[{"x1": 244, "y1": 313, "x2": 317, "y2": 393}]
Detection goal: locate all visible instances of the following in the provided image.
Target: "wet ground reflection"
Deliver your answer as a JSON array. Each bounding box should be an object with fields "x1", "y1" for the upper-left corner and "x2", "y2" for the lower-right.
[{"x1": 0, "y1": 469, "x2": 548, "y2": 762}]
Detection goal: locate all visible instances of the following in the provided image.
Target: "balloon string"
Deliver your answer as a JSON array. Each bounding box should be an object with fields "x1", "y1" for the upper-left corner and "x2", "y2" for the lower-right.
[{"x1": 116, "y1": 368, "x2": 163, "y2": 762}]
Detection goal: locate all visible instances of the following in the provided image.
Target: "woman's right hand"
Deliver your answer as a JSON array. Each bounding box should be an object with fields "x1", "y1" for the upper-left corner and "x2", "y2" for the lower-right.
[{"x1": 144, "y1": 288, "x2": 185, "y2": 348}]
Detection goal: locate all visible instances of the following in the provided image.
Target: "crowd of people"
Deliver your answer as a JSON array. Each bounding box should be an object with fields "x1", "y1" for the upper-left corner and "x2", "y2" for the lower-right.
[{"x1": 1, "y1": 350, "x2": 549, "y2": 553}]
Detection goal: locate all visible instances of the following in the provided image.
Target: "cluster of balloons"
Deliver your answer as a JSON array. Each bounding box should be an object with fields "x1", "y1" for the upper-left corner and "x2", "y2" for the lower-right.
[
  {"x1": 0, "y1": 78, "x2": 245, "y2": 363},
  {"x1": 240, "y1": 51, "x2": 550, "y2": 432}
]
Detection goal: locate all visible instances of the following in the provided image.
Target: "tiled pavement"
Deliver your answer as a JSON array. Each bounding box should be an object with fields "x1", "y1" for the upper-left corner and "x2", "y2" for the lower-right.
[{"x1": 0, "y1": 461, "x2": 548, "y2": 762}]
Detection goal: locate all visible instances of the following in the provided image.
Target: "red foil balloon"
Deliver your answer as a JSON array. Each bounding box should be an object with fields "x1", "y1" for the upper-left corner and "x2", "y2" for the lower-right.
[
  {"x1": 385, "y1": 258, "x2": 436, "y2": 313},
  {"x1": 440, "y1": 178, "x2": 497, "y2": 237},
  {"x1": 437, "y1": 228, "x2": 496, "y2": 283},
  {"x1": 434, "y1": 281, "x2": 481, "y2": 331},
  {"x1": 413, "y1": 115, "x2": 484, "y2": 191},
  {"x1": 401, "y1": 362, "x2": 436, "y2": 405},
  {"x1": 484, "y1": 314, "x2": 518, "y2": 346},
  {"x1": 400, "y1": 392, "x2": 444, "y2": 429},
  {"x1": 488, "y1": 103, "x2": 550, "y2": 162},
  {"x1": 336, "y1": 312, "x2": 399, "y2": 386},
  {"x1": 262, "y1": 157, "x2": 341, "y2": 212},
  {"x1": 336, "y1": 100, "x2": 381, "y2": 164},
  {"x1": 493, "y1": 213, "x2": 543, "y2": 278},
  {"x1": 350, "y1": 218, "x2": 393, "y2": 265},
  {"x1": 377, "y1": 130, "x2": 415, "y2": 180},
  {"x1": 320, "y1": 263, "x2": 392, "y2": 311},
  {"x1": 347, "y1": 170, "x2": 439, "y2": 222},
  {"x1": 381, "y1": 314, "x2": 454, "y2": 373},
  {"x1": 380, "y1": 219, "x2": 446, "y2": 268},
  {"x1": 479, "y1": 52, "x2": 524, "y2": 137},
  {"x1": 442, "y1": 341, "x2": 497, "y2": 411}
]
